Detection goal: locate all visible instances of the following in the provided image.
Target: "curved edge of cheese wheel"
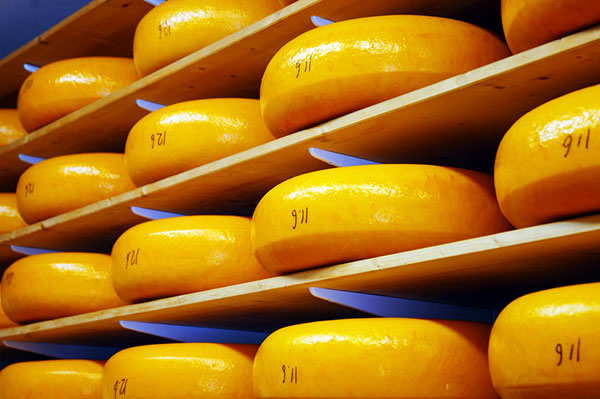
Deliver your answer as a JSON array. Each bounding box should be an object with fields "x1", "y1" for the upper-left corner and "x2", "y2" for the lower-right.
[
  {"x1": 15, "y1": 153, "x2": 136, "y2": 224},
  {"x1": 0, "y1": 286, "x2": 17, "y2": 328},
  {"x1": 0, "y1": 109, "x2": 28, "y2": 146},
  {"x1": 0, "y1": 359, "x2": 104, "y2": 399},
  {"x1": 251, "y1": 164, "x2": 512, "y2": 275},
  {"x1": 253, "y1": 318, "x2": 498, "y2": 399},
  {"x1": 102, "y1": 343, "x2": 258, "y2": 399},
  {"x1": 17, "y1": 57, "x2": 138, "y2": 132},
  {"x1": 111, "y1": 215, "x2": 272, "y2": 303},
  {"x1": 502, "y1": 0, "x2": 600, "y2": 53},
  {"x1": 0, "y1": 193, "x2": 27, "y2": 234},
  {"x1": 489, "y1": 282, "x2": 600, "y2": 398},
  {"x1": 1, "y1": 252, "x2": 127, "y2": 324},
  {"x1": 260, "y1": 15, "x2": 510, "y2": 137}
]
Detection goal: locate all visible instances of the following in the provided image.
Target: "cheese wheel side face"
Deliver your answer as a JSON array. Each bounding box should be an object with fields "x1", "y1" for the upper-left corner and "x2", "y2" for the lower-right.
[
  {"x1": 125, "y1": 98, "x2": 276, "y2": 186},
  {"x1": 0, "y1": 286, "x2": 17, "y2": 328},
  {"x1": 111, "y1": 215, "x2": 272, "y2": 303},
  {"x1": 494, "y1": 84, "x2": 600, "y2": 228},
  {"x1": 0, "y1": 109, "x2": 28, "y2": 146},
  {"x1": 252, "y1": 164, "x2": 511, "y2": 274},
  {"x1": 0, "y1": 360, "x2": 104, "y2": 399},
  {"x1": 489, "y1": 282, "x2": 600, "y2": 398},
  {"x1": 502, "y1": 0, "x2": 600, "y2": 53},
  {"x1": 0, "y1": 252, "x2": 126, "y2": 323},
  {"x1": 0, "y1": 193, "x2": 27, "y2": 234},
  {"x1": 101, "y1": 343, "x2": 258, "y2": 399},
  {"x1": 253, "y1": 318, "x2": 498, "y2": 399},
  {"x1": 260, "y1": 15, "x2": 510, "y2": 137},
  {"x1": 15, "y1": 153, "x2": 136, "y2": 224},
  {"x1": 133, "y1": 0, "x2": 283, "y2": 77},
  {"x1": 17, "y1": 57, "x2": 138, "y2": 132}
]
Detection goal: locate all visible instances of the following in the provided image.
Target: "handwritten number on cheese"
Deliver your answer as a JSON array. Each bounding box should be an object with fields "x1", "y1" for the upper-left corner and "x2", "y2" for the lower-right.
[
  {"x1": 4, "y1": 272, "x2": 13, "y2": 285},
  {"x1": 23, "y1": 79, "x2": 33, "y2": 92},
  {"x1": 281, "y1": 365, "x2": 298, "y2": 384},
  {"x1": 151, "y1": 131, "x2": 167, "y2": 149},
  {"x1": 563, "y1": 128, "x2": 591, "y2": 157},
  {"x1": 292, "y1": 207, "x2": 308, "y2": 229},
  {"x1": 114, "y1": 378, "x2": 128, "y2": 398},
  {"x1": 158, "y1": 23, "x2": 171, "y2": 39},
  {"x1": 125, "y1": 248, "x2": 140, "y2": 269},
  {"x1": 24, "y1": 182, "x2": 34, "y2": 197},
  {"x1": 556, "y1": 338, "x2": 581, "y2": 366},
  {"x1": 295, "y1": 54, "x2": 313, "y2": 78}
]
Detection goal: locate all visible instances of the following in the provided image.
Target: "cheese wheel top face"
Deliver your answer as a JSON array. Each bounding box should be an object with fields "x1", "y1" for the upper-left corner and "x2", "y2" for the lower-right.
[
  {"x1": 16, "y1": 153, "x2": 136, "y2": 224},
  {"x1": 102, "y1": 343, "x2": 258, "y2": 399},
  {"x1": 133, "y1": 0, "x2": 283, "y2": 77},
  {"x1": 125, "y1": 98, "x2": 276, "y2": 186},
  {"x1": 489, "y1": 282, "x2": 600, "y2": 398},
  {"x1": 0, "y1": 286, "x2": 17, "y2": 328},
  {"x1": 17, "y1": 57, "x2": 138, "y2": 132},
  {"x1": 260, "y1": 15, "x2": 510, "y2": 137},
  {"x1": 252, "y1": 164, "x2": 511, "y2": 274},
  {"x1": 502, "y1": 0, "x2": 600, "y2": 53},
  {"x1": 254, "y1": 318, "x2": 498, "y2": 399},
  {"x1": 0, "y1": 359, "x2": 104, "y2": 399},
  {"x1": 0, "y1": 193, "x2": 27, "y2": 235},
  {"x1": 111, "y1": 215, "x2": 272, "y2": 303},
  {"x1": 0, "y1": 252, "x2": 126, "y2": 324},
  {"x1": 494, "y1": 84, "x2": 600, "y2": 228},
  {"x1": 0, "y1": 109, "x2": 28, "y2": 146}
]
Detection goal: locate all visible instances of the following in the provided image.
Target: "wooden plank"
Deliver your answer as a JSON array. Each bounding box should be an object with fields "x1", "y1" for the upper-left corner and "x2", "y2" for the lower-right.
[
  {"x1": 2, "y1": 24, "x2": 600, "y2": 263},
  {"x1": 0, "y1": 0, "x2": 487, "y2": 189},
  {"x1": 1, "y1": 214, "x2": 599, "y2": 346},
  {"x1": 0, "y1": 0, "x2": 153, "y2": 107}
]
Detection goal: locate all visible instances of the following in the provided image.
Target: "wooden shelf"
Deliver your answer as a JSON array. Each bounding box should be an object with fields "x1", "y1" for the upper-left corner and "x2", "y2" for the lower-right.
[
  {"x1": 1, "y1": 213, "x2": 599, "y2": 346},
  {"x1": 1, "y1": 24, "x2": 600, "y2": 266},
  {"x1": 0, "y1": 0, "x2": 152, "y2": 108},
  {"x1": 0, "y1": 0, "x2": 489, "y2": 189}
]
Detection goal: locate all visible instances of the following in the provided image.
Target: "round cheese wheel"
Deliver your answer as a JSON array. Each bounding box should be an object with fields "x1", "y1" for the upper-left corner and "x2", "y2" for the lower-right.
[
  {"x1": 489, "y1": 282, "x2": 600, "y2": 398},
  {"x1": 0, "y1": 359, "x2": 103, "y2": 399},
  {"x1": 502, "y1": 0, "x2": 600, "y2": 53},
  {"x1": 0, "y1": 286, "x2": 17, "y2": 328},
  {"x1": 252, "y1": 164, "x2": 511, "y2": 274},
  {"x1": 102, "y1": 343, "x2": 257, "y2": 399},
  {"x1": 17, "y1": 57, "x2": 138, "y2": 132},
  {"x1": 125, "y1": 98, "x2": 276, "y2": 186},
  {"x1": 0, "y1": 109, "x2": 28, "y2": 146},
  {"x1": 0, "y1": 193, "x2": 27, "y2": 234},
  {"x1": 260, "y1": 15, "x2": 510, "y2": 137},
  {"x1": 133, "y1": 0, "x2": 283, "y2": 77},
  {"x1": 15, "y1": 153, "x2": 136, "y2": 223},
  {"x1": 111, "y1": 215, "x2": 272, "y2": 303},
  {"x1": 0, "y1": 252, "x2": 126, "y2": 323},
  {"x1": 254, "y1": 318, "x2": 498, "y2": 399},
  {"x1": 494, "y1": 84, "x2": 600, "y2": 228}
]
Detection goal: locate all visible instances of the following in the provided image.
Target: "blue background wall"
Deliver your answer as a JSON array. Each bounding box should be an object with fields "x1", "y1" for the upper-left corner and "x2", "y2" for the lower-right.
[{"x1": 1, "y1": 0, "x2": 91, "y2": 59}]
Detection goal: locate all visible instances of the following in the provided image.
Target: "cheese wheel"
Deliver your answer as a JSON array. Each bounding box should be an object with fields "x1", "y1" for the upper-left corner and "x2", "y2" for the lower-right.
[
  {"x1": 494, "y1": 84, "x2": 600, "y2": 228},
  {"x1": 0, "y1": 109, "x2": 28, "y2": 146},
  {"x1": 260, "y1": 15, "x2": 510, "y2": 137},
  {"x1": 489, "y1": 282, "x2": 600, "y2": 398},
  {"x1": 502, "y1": 0, "x2": 600, "y2": 53},
  {"x1": 133, "y1": 0, "x2": 283, "y2": 77},
  {"x1": 0, "y1": 252, "x2": 126, "y2": 323},
  {"x1": 0, "y1": 286, "x2": 17, "y2": 328},
  {"x1": 252, "y1": 164, "x2": 511, "y2": 274},
  {"x1": 125, "y1": 98, "x2": 276, "y2": 186},
  {"x1": 102, "y1": 343, "x2": 257, "y2": 399},
  {"x1": 0, "y1": 360, "x2": 103, "y2": 399},
  {"x1": 111, "y1": 215, "x2": 272, "y2": 303},
  {"x1": 254, "y1": 318, "x2": 498, "y2": 399},
  {"x1": 16, "y1": 153, "x2": 136, "y2": 223},
  {"x1": 17, "y1": 57, "x2": 138, "y2": 132},
  {"x1": 0, "y1": 193, "x2": 26, "y2": 234}
]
